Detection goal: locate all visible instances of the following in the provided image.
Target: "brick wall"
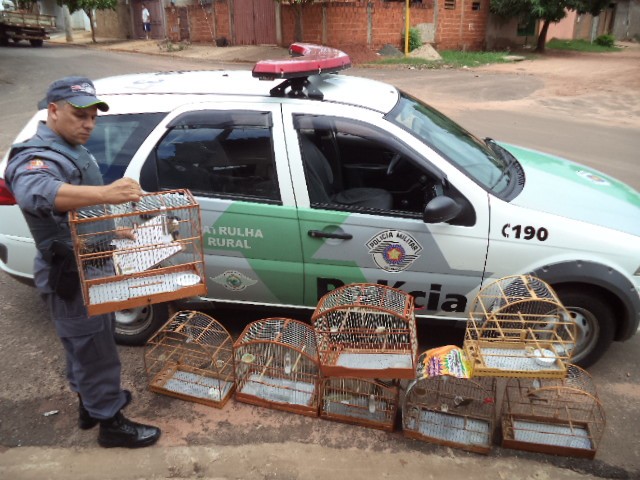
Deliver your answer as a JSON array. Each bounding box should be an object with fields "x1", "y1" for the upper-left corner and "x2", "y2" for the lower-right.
[
  {"x1": 435, "y1": 0, "x2": 488, "y2": 51},
  {"x1": 279, "y1": 1, "x2": 433, "y2": 51},
  {"x1": 164, "y1": 0, "x2": 486, "y2": 52},
  {"x1": 165, "y1": 1, "x2": 231, "y2": 43},
  {"x1": 95, "y1": 0, "x2": 133, "y2": 39}
]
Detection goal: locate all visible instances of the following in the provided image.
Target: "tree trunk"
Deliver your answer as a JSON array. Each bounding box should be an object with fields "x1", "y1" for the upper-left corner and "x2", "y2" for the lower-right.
[
  {"x1": 85, "y1": 8, "x2": 96, "y2": 43},
  {"x1": 63, "y1": 5, "x2": 73, "y2": 42},
  {"x1": 536, "y1": 19, "x2": 550, "y2": 53},
  {"x1": 294, "y1": 4, "x2": 303, "y2": 42}
]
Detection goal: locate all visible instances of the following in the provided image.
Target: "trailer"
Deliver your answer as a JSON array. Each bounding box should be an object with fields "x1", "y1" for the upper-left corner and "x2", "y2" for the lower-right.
[{"x1": 0, "y1": 10, "x2": 56, "y2": 47}]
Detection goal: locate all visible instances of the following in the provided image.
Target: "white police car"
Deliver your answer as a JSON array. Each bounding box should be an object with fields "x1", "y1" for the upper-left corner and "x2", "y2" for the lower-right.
[{"x1": 0, "y1": 44, "x2": 638, "y2": 367}]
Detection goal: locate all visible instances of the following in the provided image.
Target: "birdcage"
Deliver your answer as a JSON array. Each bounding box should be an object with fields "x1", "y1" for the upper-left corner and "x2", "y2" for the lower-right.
[
  {"x1": 320, "y1": 377, "x2": 399, "y2": 431},
  {"x1": 234, "y1": 318, "x2": 320, "y2": 416},
  {"x1": 144, "y1": 310, "x2": 235, "y2": 408},
  {"x1": 312, "y1": 283, "x2": 417, "y2": 379},
  {"x1": 464, "y1": 275, "x2": 576, "y2": 378},
  {"x1": 402, "y1": 346, "x2": 497, "y2": 454},
  {"x1": 69, "y1": 189, "x2": 206, "y2": 316},
  {"x1": 501, "y1": 365, "x2": 606, "y2": 458}
]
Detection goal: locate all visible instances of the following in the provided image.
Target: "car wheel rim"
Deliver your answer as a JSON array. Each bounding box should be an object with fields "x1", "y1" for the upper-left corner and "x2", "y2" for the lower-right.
[
  {"x1": 567, "y1": 307, "x2": 598, "y2": 362},
  {"x1": 115, "y1": 306, "x2": 153, "y2": 336}
]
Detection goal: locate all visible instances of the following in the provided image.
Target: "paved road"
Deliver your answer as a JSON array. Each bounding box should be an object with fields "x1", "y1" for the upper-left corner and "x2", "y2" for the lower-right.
[{"x1": 0, "y1": 44, "x2": 639, "y2": 479}]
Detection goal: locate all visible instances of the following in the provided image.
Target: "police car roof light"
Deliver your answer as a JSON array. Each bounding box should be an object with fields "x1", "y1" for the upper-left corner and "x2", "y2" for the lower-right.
[{"x1": 252, "y1": 43, "x2": 351, "y2": 81}]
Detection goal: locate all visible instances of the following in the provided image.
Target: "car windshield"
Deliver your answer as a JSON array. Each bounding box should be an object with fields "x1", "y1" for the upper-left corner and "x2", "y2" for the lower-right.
[
  {"x1": 386, "y1": 92, "x2": 512, "y2": 194},
  {"x1": 85, "y1": 112, "x2": 166, "y2": 184}
]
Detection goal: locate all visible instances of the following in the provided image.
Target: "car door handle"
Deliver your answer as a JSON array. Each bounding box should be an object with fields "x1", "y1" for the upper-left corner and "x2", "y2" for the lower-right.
[{"x1": 308, "y1": 230, "x2": 353, "y2": 240}]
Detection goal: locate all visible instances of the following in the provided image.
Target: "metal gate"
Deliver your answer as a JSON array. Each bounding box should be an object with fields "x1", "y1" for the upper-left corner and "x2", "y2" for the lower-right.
[
  {"x1": 233, "y1": 0, "x2": 277, "y2": 45},
  {"x1": 132, "y1": 0, "x2": 163, "y2": 40}
]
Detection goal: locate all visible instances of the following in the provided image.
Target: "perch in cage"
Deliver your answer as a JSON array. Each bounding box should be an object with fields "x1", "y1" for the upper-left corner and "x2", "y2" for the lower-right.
[
  {"x1": 320, "y1": 377, "x2": 399, "y2": 431},
  {"x1": 312, "y1": 283, "x2": 417, "y2": 379},
  {"x1": 234, "y1": 318, "x2": 320, "y2": 416},
  {"x1": 144, "y1": 310, "x2": 235, "y2": 408},
  {"x1": 464, "y1": 275, "x2": 576, "y2": 378},
  {"x1": 500, "y1": 365, "x2": 605, "y2": 459},
  {"x1": 69, "y1": 189, "x2": 206, "y2": 316},
  {"x1": 403, "y1": 346, "x2": 497, "y2": 454}
]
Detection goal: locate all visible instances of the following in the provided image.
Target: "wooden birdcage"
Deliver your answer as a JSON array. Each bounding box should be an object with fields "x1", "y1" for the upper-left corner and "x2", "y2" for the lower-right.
[
  {"x1": 234, "y1": 318, "x2": 320, "y2": 416},
  {"x1": 402, "y1": 346, "x2": 497, "y2": 454},
  {"x1": 464, "y1": 275, "x2": 576, "y2": 378},
  {"x1": 69, "y1": 189, "x2": 206, "y2": 316},
  {"x1": 312, "y1": 283, "x2": 417, "y2": 379},
  {"x1": 320, "y1": 377, "x2": 399, "y2": 431},
  {"x1": 501, "y1": 365, "x2": 606, "y2": 459},
  {"x1": 144, "y1": 310, "x2": 235, "y2": 408}
]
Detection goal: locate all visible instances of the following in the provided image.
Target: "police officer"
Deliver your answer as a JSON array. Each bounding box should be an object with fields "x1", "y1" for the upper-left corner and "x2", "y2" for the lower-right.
[{"x1": 4, "y1": 76, "x2": 161, "y2": 448}]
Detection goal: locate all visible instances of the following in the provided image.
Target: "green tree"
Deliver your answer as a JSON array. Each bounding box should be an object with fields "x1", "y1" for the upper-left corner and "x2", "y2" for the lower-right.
[
  {"x1": 490, "y1": 0, "x2": 609, "y2": 53},
  {"x1": 57, "y1": 0, "x2": 117, "y2": 43},
  {"x1": 276, "y1": 0, "x2": 315, "y2": 42}
]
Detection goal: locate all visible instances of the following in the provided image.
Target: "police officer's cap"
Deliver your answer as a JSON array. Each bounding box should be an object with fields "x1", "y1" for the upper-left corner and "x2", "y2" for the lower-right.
[{"x1": 38, "y1": 76, "x2": 109, "y2": 112}]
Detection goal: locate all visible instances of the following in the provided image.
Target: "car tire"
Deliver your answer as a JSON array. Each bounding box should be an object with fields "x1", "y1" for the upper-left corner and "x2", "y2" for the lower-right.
[
  {"x1": 554, "y1": 287, "x2": 616, "y2": 368},
  {"x1": 114, "y1": 303, "x2": 169, "y2": 346},
  {"x1": 29, "y1": 39, "x2": 43, "y2": 47}
]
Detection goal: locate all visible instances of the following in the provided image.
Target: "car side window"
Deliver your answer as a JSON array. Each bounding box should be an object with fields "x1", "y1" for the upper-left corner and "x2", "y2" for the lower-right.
[
  {"x1": 154, "y1": 110, "x2": 281, "y2": 203},
  {"x1": 293, "y1": 114, "x2": 444, "y2": 217},
  {"x1": 85, "y1": 113, "x2": 166, "y2": 184}
]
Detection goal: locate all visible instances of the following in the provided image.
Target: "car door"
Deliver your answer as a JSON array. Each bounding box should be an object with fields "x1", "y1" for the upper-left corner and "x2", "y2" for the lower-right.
[
  {"x1": 281, "y1": 102, "x2": 490, "y2": 320},
  {"x1": 137, "y1": 101, "x2": 305, "y2": 307}
]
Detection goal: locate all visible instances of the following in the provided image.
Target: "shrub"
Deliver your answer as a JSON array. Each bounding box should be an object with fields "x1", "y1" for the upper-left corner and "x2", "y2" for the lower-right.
[
  {"x1": 402, "y1": 27, "x2": 423, "y2": 52},
  {"x1": 595, "y1": 34, "x2": 615, "y2": 47}
]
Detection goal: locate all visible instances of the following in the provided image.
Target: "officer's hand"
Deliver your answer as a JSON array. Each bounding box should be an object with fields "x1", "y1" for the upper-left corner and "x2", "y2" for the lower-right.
[{"x1": 103, "y1": 178, "x2": 143, "y2": 205}]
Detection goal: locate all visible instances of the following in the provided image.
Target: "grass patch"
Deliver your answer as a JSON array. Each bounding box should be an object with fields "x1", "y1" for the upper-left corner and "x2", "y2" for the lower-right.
[
  {"x1": 546, "y1": 38, "x2": 621, "y2": 52},
  {"x1": 439, "y1": 50, "x2": 512, "y2": 67},
  {"x1": 372, "y1": 50, "x2": 514, "y2": 69}
]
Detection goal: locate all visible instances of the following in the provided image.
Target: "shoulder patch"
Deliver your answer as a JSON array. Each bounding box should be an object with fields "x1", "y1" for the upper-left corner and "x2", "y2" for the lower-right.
[{"x1": 26, "y1": 159, "x2": 49, "y2": 170}]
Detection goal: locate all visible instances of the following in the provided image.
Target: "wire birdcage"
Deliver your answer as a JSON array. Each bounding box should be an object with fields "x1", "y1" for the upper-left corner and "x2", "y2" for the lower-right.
[
  {"x1": 234, "y1": 318, "x2": 320, "y2": 416},
  {"x1": 69, "y1": 189, "x2": 206, "y2": 316},
  {"x1": 144, "y1": 310, "x2": 235, "y2": 408},
  {"x1": 320, "y1": 377, "x2": 399, "y2": 431},
  {"x1": 403, "y1": 346, "x2": 497, "y2": 454},
  {"x1": 312, "y1": 283, "x2": 417, "y2": 379},
  {"x1": 501, "y1": 366, "x2": 605, "y2": 458},
  {"x1": 464, "y1": 275, "x2": 576, "y2": 378}
]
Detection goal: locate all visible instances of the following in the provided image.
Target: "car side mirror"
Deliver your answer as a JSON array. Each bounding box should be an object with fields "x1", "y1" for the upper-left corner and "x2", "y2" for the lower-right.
[{"x1": 423, "y1": 195, "x2": 463, "y2": 224}]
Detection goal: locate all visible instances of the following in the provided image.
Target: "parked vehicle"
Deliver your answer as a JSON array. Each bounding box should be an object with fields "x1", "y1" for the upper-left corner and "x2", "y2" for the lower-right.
[
  {"x1": 0, "y1": 4, "x2": 56, "y2": 47},
  {"x1": 0, "y1": 44, "x2": 638, "y2": 367}
]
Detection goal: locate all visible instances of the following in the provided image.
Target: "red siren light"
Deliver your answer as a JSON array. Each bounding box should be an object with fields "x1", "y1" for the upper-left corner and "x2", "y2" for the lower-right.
[{"x1": 252, "y1": 43, "x2": 352, "y2": 80}]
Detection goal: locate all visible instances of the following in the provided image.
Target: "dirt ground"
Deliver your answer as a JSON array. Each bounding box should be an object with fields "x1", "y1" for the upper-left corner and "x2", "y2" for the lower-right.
[
  {"x1": 355, "y1": 42, "x2": 640, "y2": 131},
  {"x1": 1, "y1": 39, "x2": 640, "y2": 479}
]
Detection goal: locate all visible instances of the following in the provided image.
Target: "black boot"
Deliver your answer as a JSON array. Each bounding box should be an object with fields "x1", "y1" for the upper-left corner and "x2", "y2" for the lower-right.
[
  {"x1": 78, "y1": 390, "x2": 132, "y2": 430},
  {"x1": 98, "y1": 411, "x2": 161, "y2": 448}
]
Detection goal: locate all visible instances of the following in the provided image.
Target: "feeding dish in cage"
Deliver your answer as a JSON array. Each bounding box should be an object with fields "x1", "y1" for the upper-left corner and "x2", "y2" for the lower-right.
[
  {"x1": 320, "y1": 377, "x2": 399, "y2": 431},
  {"x1": 533, "y1": 349, "x2": 556, "y2": 367},
  {"x1": 464, "y1": 275, "x2": 576, "y2": 378},
  {"x1": 175, "y1": 273, "x2": 201, "y2": 287},
  {"x1": 70, "y1": 189, "x2": 206, "y2": 316},
  {"x1": 144, "y1": 310, "x2": 235, "y2": 408},
  {"x1": 403, "y1": 374, "x2": 497, "y2": 454},
  {"x1": 234, "y1": 318, "x2": 320, "y2": 417},
  {"x1": 500, "y1": 366, "x2": 605, "y2": 459},
  {"x1": 312, "y1": 283, "x2": 418, "y2": 379}
]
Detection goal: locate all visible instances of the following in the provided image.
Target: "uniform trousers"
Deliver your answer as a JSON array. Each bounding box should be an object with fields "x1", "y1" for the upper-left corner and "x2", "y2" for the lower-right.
[{"x1": 44, "y1": 288, "x2": 128, "y2": 420}]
